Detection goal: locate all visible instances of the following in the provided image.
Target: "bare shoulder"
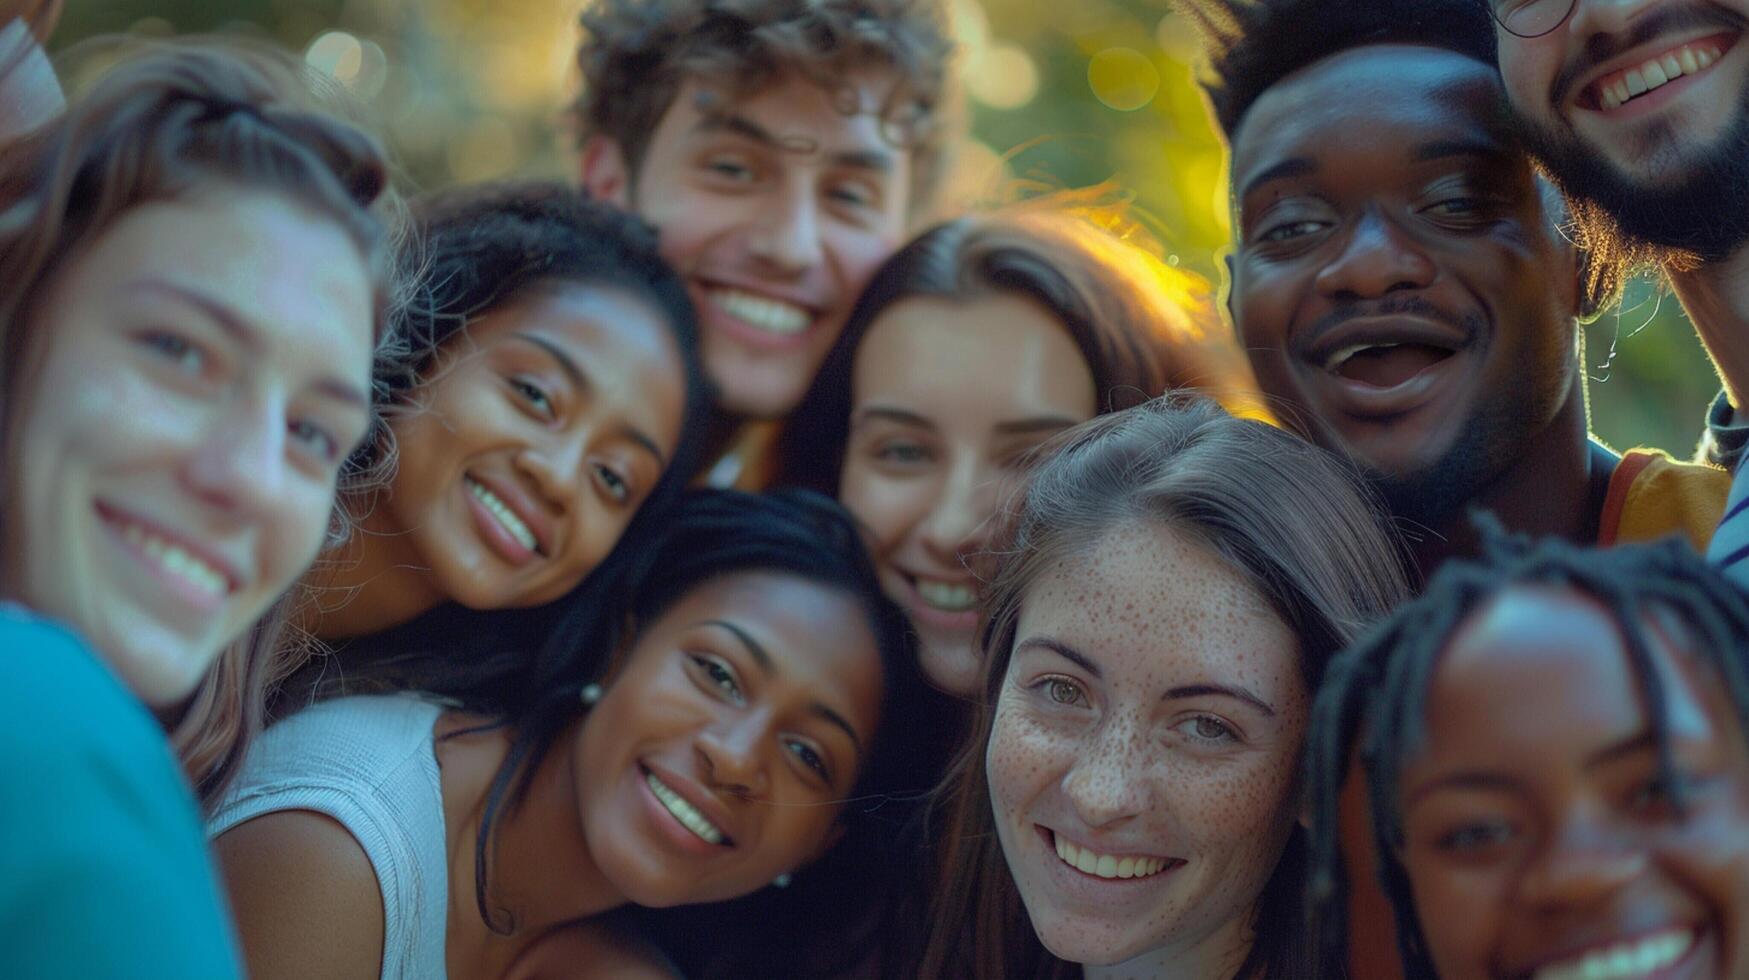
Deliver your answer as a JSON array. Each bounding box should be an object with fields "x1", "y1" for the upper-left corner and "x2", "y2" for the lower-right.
[
  {"x1": 214, "y1": 809, "x2": 386, "y2": 980},
  {"x1": 503, "y1": 919, "x2": 680, "y2": 980}
]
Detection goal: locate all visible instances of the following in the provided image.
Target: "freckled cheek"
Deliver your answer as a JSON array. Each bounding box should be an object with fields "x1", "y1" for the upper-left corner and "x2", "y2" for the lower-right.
[{"x1": 986, "y1": 704, "x2": 1078, "y2": 815}]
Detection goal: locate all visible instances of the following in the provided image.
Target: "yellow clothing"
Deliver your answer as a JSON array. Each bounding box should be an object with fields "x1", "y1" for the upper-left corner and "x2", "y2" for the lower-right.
[{"x1": 1597, "y1": 448, "x2": 1730, "y2": 549}]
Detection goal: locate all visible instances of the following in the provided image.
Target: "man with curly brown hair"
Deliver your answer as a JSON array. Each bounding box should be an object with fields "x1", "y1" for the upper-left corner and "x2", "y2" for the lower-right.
[{"x1": 572, "y1": 0, "x2": 956, "y2": 485}]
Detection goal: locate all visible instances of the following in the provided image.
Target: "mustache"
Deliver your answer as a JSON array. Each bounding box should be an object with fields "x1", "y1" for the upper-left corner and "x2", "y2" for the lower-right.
[
  {"x1": 1296, "y1": 295, "x2": 1477, "y2": 355},
  {"x1": 1550, "y1": 2, "x2": 1748, "y2": 108}
]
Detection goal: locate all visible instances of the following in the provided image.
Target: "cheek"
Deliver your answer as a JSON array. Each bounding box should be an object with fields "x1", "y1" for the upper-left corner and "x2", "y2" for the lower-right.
[
  {"x1": 826, "y1": 227, "x2": 901, "y2": 294},
  {"x1": 1403, "y1": 856, "x2": 1504, "y2": 974},
  {"x1": 838, "y1": 465, "x2": 932, "y2": 555},
  {"x1": 986, "y1": 699, "x2": 1070, "y2": 815}
]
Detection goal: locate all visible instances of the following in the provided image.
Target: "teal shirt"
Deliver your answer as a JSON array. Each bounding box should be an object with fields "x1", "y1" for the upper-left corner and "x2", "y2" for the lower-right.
[{"x1": 0, "y1": 607, "x2": 242, "y2": 979}]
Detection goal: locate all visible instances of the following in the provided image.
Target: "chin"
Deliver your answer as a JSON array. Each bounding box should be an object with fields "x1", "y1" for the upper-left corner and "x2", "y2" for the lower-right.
[
  {"x1": 1031, "y1": 918, "x2": 1149, "y2": 968},
  {"x1": 917, "y1": 639, "x2": 980, "y2": 696}
]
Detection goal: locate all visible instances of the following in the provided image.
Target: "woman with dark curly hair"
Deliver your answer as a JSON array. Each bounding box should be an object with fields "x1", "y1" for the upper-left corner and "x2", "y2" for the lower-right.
[{"x1": 286, "y1": 181, "x2": 711, "y2": 708}]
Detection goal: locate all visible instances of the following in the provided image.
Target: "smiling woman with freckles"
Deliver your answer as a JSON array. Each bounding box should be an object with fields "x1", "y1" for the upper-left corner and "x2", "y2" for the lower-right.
[
  {"x1": 1306, "y1": 528, "x2": 1749, "y2": 980},
  {"x1": 212, "y1": 489, "x2": 940, "y2": 979},
  {"x1": 919, "y1": 395, "x2": 1409, "y2": 980},
  {"x1": 777, "y1": 202, "x2": 1262, "y2": 698}
]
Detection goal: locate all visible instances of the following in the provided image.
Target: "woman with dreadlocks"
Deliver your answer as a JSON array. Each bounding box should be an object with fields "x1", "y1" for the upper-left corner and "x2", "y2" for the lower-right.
[{"x1": 1306, "y1": 526, "x2": 1749, "y2": 980}]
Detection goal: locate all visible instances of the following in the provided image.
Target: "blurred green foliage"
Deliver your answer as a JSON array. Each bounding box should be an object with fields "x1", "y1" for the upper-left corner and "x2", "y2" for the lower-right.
[{"x1": 53, "y1": 0, "x2": 1723, "y2": 458}]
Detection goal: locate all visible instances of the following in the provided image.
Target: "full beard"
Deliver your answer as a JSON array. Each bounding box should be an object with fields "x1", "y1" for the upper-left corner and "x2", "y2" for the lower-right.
[{"x1": 1525, "y1": 81, "x2": 1749, "y2": 263}]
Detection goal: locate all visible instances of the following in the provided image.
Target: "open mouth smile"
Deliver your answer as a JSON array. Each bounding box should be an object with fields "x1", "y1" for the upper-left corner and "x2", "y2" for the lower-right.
[
  {"x1": 1524, "y1": 926, "x2": 1701, "y2": 980},
  {"x1": 644, "y1": 767, "x2": 733, "y2": 847},
  {"x1": 1583, "y1": 34, "x2": 1735, "y2": 112},
  {"x1": 1300, "y1": 316, "x2": 1470, "y2": 419},
  {"x1": 1043, "y1": 827, "x2": 1182, "y2": 882}
]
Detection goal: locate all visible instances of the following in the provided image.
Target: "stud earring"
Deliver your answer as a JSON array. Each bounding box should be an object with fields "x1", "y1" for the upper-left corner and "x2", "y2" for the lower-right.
[
  {"x1": 772, "y1": 873, "x2": 792, "y2": 889},
  {"x1": 580, "y1": 683, "x2": 602, "y2": 706}
]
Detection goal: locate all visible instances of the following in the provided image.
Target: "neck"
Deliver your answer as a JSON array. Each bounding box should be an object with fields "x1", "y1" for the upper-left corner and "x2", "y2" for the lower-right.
[
  {"x1": 1668, "y1": 250, "x2": 1749, "y2": 408},
  {"x1": 475, "y1": 719, "x2": 624, "y2": 933},
  {"x1": 1081, "y1": 914, "x2": 1252, "y2": 980},
  {"x1": 1407, "y1": 373, "x2": 1606, "y2": 579},
  {"x1": 299, "y1": 493, "x2": 444, "y2": 641}
]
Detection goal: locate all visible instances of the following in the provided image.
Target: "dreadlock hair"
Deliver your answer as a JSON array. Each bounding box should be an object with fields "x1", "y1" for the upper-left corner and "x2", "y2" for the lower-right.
[
  {"x1": 1305, "y1": 519, "x2": 1749, "y2": 978},
  {"x1": 1175, "y1": 0, "x2": 1496, "y2": 141}
]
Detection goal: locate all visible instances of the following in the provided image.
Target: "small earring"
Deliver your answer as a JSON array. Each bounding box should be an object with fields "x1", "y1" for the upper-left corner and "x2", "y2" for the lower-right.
[
  {"x1": 772, "y1": 872, "x2": 792, "y2": 889},
  {"x1": 580, "y1": 683, "x2": 602, "y2": 706}
]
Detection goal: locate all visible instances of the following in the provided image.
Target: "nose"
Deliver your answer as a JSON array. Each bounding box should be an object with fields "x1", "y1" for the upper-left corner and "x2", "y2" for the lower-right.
[
  {"x1": 916, "y1": 455, "x2": 997, "y2": 568},
  {"x1": 1517, "y1": 811, "x2": 1646, "y2": 917},
  {"x1": 747, "y1": 182, "x2": 824, "y2": 275},
  {"x1": 516, "y1": 432, "x2": 587, "y2": 511},
  {"x1": 1313, "y1": 211, "x2": 1436, "y2": 303},
  {"x1": 182, "y1": 395, "x2": 288, "y2": 518},
  {"x1": 695, "y1": 710, "x2": 771, "y2": 798},
  {"x1": 1060, "y1": 716, "x2": 1151, "y2": 829}
]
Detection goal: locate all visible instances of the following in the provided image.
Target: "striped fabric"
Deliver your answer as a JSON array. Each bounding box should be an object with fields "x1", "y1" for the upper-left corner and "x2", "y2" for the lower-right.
[{"x1": 1709, "y1": 461, "x2": 1749, "y2": 587}]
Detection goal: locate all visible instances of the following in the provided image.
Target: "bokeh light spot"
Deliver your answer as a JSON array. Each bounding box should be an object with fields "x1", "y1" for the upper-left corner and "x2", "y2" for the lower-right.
[
  {"x1": 305, "y1": 31, "x2": 364, "y2": 83},
  {"x1": 968, "y1": 43, "x2": 1039, "y2": 110},
  {"x1": 1088, "y1": 47, "x2": 1159, "y2": 111}
]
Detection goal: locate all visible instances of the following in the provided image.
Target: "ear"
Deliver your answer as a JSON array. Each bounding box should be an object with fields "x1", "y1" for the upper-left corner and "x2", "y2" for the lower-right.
[{"x1": 579, "y1": 134, "x2": 631, "y2": 208}]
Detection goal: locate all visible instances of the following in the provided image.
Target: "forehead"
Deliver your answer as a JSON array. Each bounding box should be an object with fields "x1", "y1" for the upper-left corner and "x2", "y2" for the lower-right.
[
  {"x1": 1014, "y1": 522, "x2": 1299, "y2": 691},
  {"x1": 651, "y1": 570, "x2": 884, "y2": 701},
  {"x1": 70, "y1": 191, "x2": 373, "y2": 366},
  {"x1": 851, "y1": 294, "x2": 1097, "y2": 419},
  {"x1": 663, "y1": 69, "x2": 909, "y2": 157},
  {"x1": 1419, "y1": 585, "x2": 1724, "y2": 760},
  {"x1": 1232, "y1": 44, "x2": 1514, "y2": 184}
]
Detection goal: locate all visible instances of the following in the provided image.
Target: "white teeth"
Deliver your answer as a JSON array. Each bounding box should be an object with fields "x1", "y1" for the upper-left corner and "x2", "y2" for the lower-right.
[
  {"x1": 1322, "y1": 342, "x2": 1400, "y2": 373},
  {"x1": 916, "y1": 579, "x2": 977, "y2": 612},
  {"x1": 646, "y1": 771, "x2": 726, "y2": 845},
  {"x1": 120, "y1": 521, "x2": 227, "y2": 597},
  {"x1": 1601, "y1": 44, "x2": 1725, "y2": 108},
  {"x1": 466, "y1": 478, "x2": 538, "y2": 553},
  {"x1": 710, "y1": 289, "x2": 811, "y2": 336},
  {"x1": 1531, "y1": 929, "x2": 1695, "y2": 980},
  {"x1": 1052, "y1": 833, "x2": 1170, "y2": 880}
]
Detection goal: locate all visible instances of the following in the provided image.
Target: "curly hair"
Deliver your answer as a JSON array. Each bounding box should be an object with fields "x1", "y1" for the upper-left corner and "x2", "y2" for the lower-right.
[
  {"x1": 1304, "y1": 523, "x2": 1749, "y2": 977},
  {"x1": 0, "y1": 38, "x2": 398, "y2": 805},
  {"x1": 1176, "y1": 0, "x2": 1496, "y2": 140},
  {"x1": 572, "y1": 0, "x2": 956, "y2": 217}
]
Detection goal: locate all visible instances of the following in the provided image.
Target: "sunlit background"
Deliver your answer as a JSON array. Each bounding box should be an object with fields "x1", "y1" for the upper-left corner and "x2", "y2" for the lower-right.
[{"x1": 53, "y1": 0, "x2": 1722, "y2": 458}]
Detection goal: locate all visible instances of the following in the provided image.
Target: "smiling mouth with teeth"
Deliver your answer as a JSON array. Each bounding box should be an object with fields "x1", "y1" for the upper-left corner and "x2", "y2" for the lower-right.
[
  {"x1": 710, "y1": 287, "x2": 812, "y2": 337},
  {"x1": 1529, "y1": 927, "x2": 1698, "y2": 980},
  {"x1": 465, "y1": 476, "x2": 539, "y2": 555},
  {"x1": 1321, "y1": 341, "x2": 1457, "y2": 389},
  {"x1": 915, "y1": 578, "x2": 977, "y2": 613},
  {"x1": 1591, "y1": 39, "x2": 1728, "y2": 110},
  {"x1": 646, "y1": 770, "x2": 731, "y2": 847},
  {"x1": 115, "y1": 518, "x2": 231, "y2": 599},
  {"x1": 1051, "y1": 831, "x2": 1176, "y2": 881}
]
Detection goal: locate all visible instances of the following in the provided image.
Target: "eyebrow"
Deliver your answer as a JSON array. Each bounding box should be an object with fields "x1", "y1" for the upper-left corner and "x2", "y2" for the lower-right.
[
  {"x1": 1164, "y1": 683, "x2": 1276, "y2": 717},
  {"x1": 1410, "y1": 137, "x2": 1509, "y2": 164},
  {"x1": 1404, "y1": 770, "x2": 1520, "y2": 809},
  {"x1": 512, "y1": 332, "x2": 666, "y2": 465},
  {"x1": 699, "y1": 618, "x2": 865, "y2": 756},
  {"x1": 1014, "y1": 636, "x2": 1100, "y2": 678},
  {"x1": 852, "y1": 406, "x2": 936, "y2": 431},
  {"x1": 696, "y1": 113, "x2": 896, "y2": 174},
  {"x1": 1237, "y1": 157, "x2": 1316, "y2": 201},
  {"x1": 127, "y1": 279, "x2": 369, "y2": 409}
]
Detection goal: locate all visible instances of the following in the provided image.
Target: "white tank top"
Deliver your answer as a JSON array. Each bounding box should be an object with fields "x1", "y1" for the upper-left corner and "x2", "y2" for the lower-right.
[{"x1": 208, "y1": 694, "x2": 449, "y2": 980}]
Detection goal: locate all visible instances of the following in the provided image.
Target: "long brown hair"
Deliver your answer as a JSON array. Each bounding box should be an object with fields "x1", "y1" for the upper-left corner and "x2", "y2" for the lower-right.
[
  {"x1": 918, "y1": 394, "x2": 1410, "y2": 979},
  {"x1": 775, "y1": 200, "x2": 1265, "y2": 493},
  {"x1": 0, "y1": 38, "x2": 397, "y2": 804}
]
